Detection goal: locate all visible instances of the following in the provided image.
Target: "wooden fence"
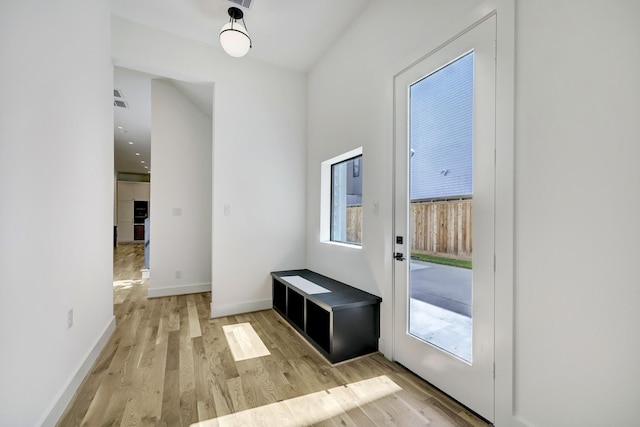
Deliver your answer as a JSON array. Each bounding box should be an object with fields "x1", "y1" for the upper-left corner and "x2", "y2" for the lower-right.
[
  {"x1": 346, "y1": 205, "x2": 362, "y2": 244},
  {"x1": 346, "y1": 199, "x2": 472, "y2": 259},
  {"x1": 411, "y1": 199, "x2": 472, "y2": 259}
]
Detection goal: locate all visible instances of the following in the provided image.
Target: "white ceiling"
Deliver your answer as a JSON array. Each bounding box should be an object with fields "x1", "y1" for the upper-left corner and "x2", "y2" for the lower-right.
[
  {"x1": 109, "y1": 0, "x2": 371, "y2": 72},
  {"x1": 111, "y1": 0, "x2": 370, "y2": 176},
  {"x1": 113, "y1": 67, "x2": 213, "y2": 175},
  {"x1": 114, "y1": 67, "x2": 152, "y2": 176}
]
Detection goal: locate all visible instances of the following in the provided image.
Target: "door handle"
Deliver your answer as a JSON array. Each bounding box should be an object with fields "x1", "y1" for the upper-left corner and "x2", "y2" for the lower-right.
[{"x1": 394, "y1": 252, "x2": 406, "y2": 261}]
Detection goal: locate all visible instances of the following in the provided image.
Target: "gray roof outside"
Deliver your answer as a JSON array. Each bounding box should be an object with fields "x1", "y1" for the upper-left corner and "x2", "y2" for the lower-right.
[{"x1": 410, "y1": 52, "x2": 473, "y2": 201}]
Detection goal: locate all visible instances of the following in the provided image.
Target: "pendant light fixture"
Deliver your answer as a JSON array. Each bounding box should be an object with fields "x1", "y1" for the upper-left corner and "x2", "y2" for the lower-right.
[{"x1": 220, "y1": 7, "x2": 252, "y2": 58}]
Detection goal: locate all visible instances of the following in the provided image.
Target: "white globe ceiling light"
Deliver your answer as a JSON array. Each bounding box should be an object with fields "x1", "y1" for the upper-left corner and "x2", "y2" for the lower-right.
[{"x1": 220, "y1": 7, "x2": 252, "y2": 58}]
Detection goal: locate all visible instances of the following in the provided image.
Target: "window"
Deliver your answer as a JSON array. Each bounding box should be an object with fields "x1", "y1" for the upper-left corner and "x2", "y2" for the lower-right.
[
  {"x1": 320, "y1": 147, "x2": 363, "y2": 246},
  {"x1": 331, "y1": 155, "x2": 362, "y2": 244}
]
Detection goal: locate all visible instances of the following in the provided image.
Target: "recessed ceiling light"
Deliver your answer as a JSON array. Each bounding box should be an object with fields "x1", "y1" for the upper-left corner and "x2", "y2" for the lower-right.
[
  {"x1": 140, "y1": 160, "x2": 145, "y2": 164},
  {"x1": 128, "y1": 141, "x2": 134, "y2": 145},
  {"x1": 117, "y1": 126, "x2": 123, "y2": 130},
  {"x1": 144, "y1": 166, "x2": 149, "y2": 169},
  {"x1": 135, "y1": 153, "x2": 141, "y2": 156}
]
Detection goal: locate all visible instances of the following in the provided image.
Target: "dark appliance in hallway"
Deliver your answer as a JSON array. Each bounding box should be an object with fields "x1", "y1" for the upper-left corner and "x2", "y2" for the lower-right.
[{"x1": 133, "y1": 200, "x2": 148, "y2": 241}]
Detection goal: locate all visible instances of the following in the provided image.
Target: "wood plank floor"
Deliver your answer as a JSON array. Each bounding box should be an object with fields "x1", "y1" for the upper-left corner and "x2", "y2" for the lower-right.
[{"x1": 56, "y1": 243, "x2": 491, "y2": 426}]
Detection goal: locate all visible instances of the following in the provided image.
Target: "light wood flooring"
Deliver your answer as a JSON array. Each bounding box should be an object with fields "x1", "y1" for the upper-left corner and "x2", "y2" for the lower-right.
[{"x1": 56, "y1": 243, "x2": 491, "y2": 426}]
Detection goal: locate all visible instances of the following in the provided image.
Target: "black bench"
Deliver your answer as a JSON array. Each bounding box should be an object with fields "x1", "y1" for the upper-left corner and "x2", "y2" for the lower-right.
[{"x1": 271, "y1": 269, "x2": 382, "y2": 364}]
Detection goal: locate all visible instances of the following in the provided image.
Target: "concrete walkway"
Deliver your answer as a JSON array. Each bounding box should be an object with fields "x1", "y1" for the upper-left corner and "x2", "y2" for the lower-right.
[{"x1": 409, "y1": 260, "x2": 472, "y2": 361}]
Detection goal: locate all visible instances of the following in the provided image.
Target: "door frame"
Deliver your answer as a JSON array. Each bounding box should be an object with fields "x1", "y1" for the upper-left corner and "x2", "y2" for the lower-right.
[
  {"x1": 393, "y1": 15, "x2": 496, "y2": 420},
  {"x1": 389, "y1": 8, "x2": 516, "y2": 426}
]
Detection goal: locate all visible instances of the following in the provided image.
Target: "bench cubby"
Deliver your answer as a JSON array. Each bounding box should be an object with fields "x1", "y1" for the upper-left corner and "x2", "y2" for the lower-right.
[{"x1": 271, "y1": 269, "x2": 382, "y2": 364}]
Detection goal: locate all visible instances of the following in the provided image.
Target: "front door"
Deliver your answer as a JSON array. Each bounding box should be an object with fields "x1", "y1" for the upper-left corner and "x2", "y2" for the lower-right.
[{"x1": 393, "y1": 16, "x2": 496, "y2": 421}]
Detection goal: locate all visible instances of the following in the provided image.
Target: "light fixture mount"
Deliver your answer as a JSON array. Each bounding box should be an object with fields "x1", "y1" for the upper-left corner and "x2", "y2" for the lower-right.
[
  {"x1": 227, "y1": 6, "x2": 243, "y2": 20},
  {"x1": 220, "y1": 6, "x2": 252, "y2": 58}
]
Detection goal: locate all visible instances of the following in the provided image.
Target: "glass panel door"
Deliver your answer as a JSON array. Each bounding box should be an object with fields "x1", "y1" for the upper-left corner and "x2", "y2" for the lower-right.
[{"x1": 393, "y1": 16, "x2": 496, "y2": 421}]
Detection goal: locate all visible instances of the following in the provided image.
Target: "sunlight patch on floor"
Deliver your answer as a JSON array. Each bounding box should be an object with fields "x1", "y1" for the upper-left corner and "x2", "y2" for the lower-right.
[
  {"x1": 191, "y1": 375, "x2": 402, "y2": 427},
  {"x1": 113, "y1": 279, "x2": 143, "y2": 288},
  {"x1": 222, "y1": 323, "x2": 271, "y2": 361}
]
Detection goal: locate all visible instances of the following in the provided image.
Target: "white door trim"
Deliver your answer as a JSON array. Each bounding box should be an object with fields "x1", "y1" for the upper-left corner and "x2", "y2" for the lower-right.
[{"x1": 393, "y1": 15, "x2": 496, "y2": 420}]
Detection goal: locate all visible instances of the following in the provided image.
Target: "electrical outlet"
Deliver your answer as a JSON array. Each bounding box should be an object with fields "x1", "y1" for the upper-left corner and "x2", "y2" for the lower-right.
[
  {"x1": 68, "y1": 309, "x2": 73, "y2": 329},
  {"x1": 175, "y1": 270, "x2": 182, "y2": 279}
]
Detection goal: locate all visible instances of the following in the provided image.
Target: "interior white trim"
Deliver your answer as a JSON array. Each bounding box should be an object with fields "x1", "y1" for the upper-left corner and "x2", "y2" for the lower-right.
[
  {"x1": 147, "y1": 282, "x2": 211, "y2": 298},
  {"x1": 511, "y1": 418, "x2": 533, "y2": 427},
  {"x1": 210, "y1": 298, "x2": 272, "y2": 318},
  {"x1": 321, "y1": 241, "x2": 363, "y2": 250},
  {"x1": 40, "y1": 316, "x2": 116, "y2": 427},
  {"x1": 492, "y1": 1, "x2": 516, "y2": 426}
]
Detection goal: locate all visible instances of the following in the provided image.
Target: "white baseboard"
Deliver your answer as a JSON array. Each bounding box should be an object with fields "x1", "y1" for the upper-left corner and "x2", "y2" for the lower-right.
[
  {"x1": 40, "y1": 316, "x2": 116, "y2": 427},
  {"x1": 210, "y1": 298, "x2": 272, "y2": 318},
  {"x1": 494, "y1": 416, "x2": 532, "y2": 427},
  {"x1": 147, "y1": 282, "x2": 211, "y2": 298}
]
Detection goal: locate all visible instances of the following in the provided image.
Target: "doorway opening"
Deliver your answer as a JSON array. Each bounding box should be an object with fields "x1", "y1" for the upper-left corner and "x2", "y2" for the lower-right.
[
  {"x1": 112, "y1": 66, "x2": 213, "y2": 301},
  {"x1": 393, "y1": 15, "x2": 496, "y2": 420}
]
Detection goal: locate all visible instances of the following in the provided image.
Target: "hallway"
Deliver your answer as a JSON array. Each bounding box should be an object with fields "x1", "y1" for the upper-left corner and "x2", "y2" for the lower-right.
[
  {"x1": 113, "y1": 242, "x2": 145, "y2": 282},
  {"x1": 55, "y1": 246, "x2": 489, "y2": 426}
]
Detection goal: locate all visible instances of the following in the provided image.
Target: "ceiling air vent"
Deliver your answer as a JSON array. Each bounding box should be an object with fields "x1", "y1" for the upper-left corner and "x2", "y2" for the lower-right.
[
  {"x1": 114, "y1": 88, "x2": 128, "y2": 108},
  {"x1": 223, "y1": 0, "x2": 254, "y2": 11}
]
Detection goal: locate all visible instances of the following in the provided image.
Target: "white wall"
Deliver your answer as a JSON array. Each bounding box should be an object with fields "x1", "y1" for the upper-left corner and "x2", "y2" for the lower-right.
[
  {"x1": 149, "y1": 79, "x2": 212, "y2": 297},
  {"x1": 513, "y1": 1, "x2": 640, "y2": 426},
  {"x1": 111, "y1": 17, "x2": 307, "y2": 314},
  {"x1": 211, "y1": 72, "x2": 308, "y2": 315},
  {"x1": 306, "y1": 0, "x2": 494, "y2": 362},
  {"x1": 0, "y1": 1, "x2": 115, "y2": 425},
  {"x1": 307, "y1": 0, "x2": 640, "y2": 426}
]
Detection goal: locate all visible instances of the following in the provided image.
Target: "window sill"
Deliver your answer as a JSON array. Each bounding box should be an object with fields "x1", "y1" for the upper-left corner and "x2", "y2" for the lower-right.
[{"x1": 321, "y1": 240, "x2": 362, "y2": 250}]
